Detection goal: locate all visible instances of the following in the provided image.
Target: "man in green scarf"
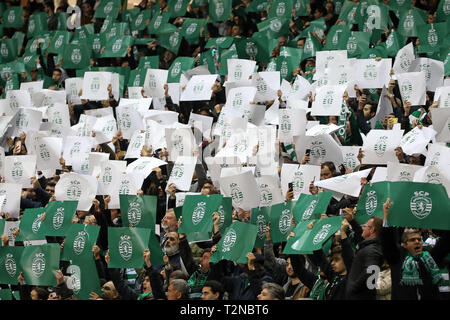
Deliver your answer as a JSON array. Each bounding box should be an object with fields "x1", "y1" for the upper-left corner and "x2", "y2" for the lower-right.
[{"x1": 381, "y1": 199, "x2": 450, "y2": 300}]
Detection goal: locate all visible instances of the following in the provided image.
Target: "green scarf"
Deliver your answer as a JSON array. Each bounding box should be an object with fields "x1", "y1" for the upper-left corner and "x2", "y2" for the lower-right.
[
  {"x1": 400, "y1": 251, "x2": 442, "y2": 286},
  {"x1": 310, "y1": 276, "x2": 326, "y2": 300},
  {"x1": 137, "y1": 292, "x2": 153, "y2": 300}
]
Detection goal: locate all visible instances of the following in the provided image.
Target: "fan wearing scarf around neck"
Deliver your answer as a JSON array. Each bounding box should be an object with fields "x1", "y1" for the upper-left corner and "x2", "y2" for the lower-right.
[{"x1": 381, "y1": 199, "x2": 450, "y2": 300}]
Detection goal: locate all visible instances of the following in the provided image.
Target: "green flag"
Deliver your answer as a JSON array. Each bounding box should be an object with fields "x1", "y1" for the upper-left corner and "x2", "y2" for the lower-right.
[
  {"x1": 66, "y1": 258, "x2": 101, "y2": 300},
  {"x1": 210, "y1": 221, "x2": 258, "y2": 263},
  {"x1": 0, "y1": 289, "x2": 13, "y2": 300},
  {"x1": 105, "y1": 22, "x2": 131, "y2": 42},
  {"x1": 168, "y1": 56, "x2": 195, "y2": 83},
  {"x1": 62, "y1": 43, "x2": 91, "y2": 69},
  {"x1": 3, "y1": 73, "x2": 19, "y2": 97},
  {"x1": 269, "y1": 201, "x2": 296, "y2": 244},
  {"x1": 147, "y1": 228, "x2": 165, "y2": 266},
  {"x1": 257, "y1": 16, "x2": 290, "y2": 38},
  {"x1": 179, "y1": 194, "x2": 223, "y2": 243},
  {"x1": 291, "y1": 216, "x2": 343, "y2": 253},
  {"x1": 94, "y1": 0, "x2": 121, "y2": 19},
  {"x1": 398, "y1": 7, "x2": 427, "y2": 37},
  {"x1": 356, "y1": 1, "x2": 390, "y2": 32},
  {"x1": 122, "y1": 8, "x2": 141, "y2": 24},
  {"x1": 338, "y1": 0, "x2": 358, "y2": 25},
  {"x1": 47, "y1": 31, "x2": 72, "y2": 56},
  {"x1": 216, "y1": 197, "x2": 233, "y2": 235},
  {"x1": 360, "y1": 45, "x2": 388, "y2": 59},
  {"x1": 60, "y1": 223, "x2": 100, "y2": 262},
  {"x1": 283, "y1": 219, "x2": 314, "y2": 255},
  {"x1": 73, "y1": 24, "x2": 95, "y2": 42},
  {"x1": 168, "y1": 0, "x2": 189, "y2": 18},
  {"x1": 384, "y1": 29, "x2": 406, "y2": 57},
  {"x1": 0, "y1": 38, "x2": 18, "y2": 63},
  {"x1": 268, "y1": 0, "x2": 293, "y2": 19},
  {"x1": 147, "y1": 12, "x2": 170, "y2": 35},
  {"x1": 55, "y1": 12, "x2": 68, "y2": 31},
  {"x1": 276, "y1": 48, "x2": 301, "y2": 81},
  {"x1": 442, "y1": 48, "x2": 450, "y2": 76},
  {"x1": 20, "y1": 244, "x2": 60, "y2": 286},
  {"x1": 130, "y1": 9, "x2": 151, "y2": 32},
  {"x1": 138, "y1": 55, "x2": 159, "y2": 69},
  {"x1": 205, "y1": 36, "x2": 234, "y2": 49},
  {"x1": 417, "y1": 23, "x2": 447, "y2": 54},
  {"x1": 2, "y1": 7, "x2": 23, "y2": 29},
  {"x1": 387, "y1": 182, "x2": 450, "y2": 230},
  {"x1": 235, "y1": 33, "x2": 279, "y2": 64},
  {"x1": 355, "y1": 182, "x2": 390, "y2": 224},
  {"x1": 302, "y1": 32, "x2": 322, "y2": 60},
  {"x1": 27, "y1": 12, "x2": 48, "y2": 39},
  {"x1": 0, "y1": 62, "x2": 24, "y2": 83},
  {"x1": 12, "y1": 31, "x2": 25, "y2": 53},
  {"x1": 346, "y1": 31, "x2": 370, "y2": 58},
  {"x1": 128, "y1": 68, "x2": 146, "y2": 87},
  {"x1": 436, "y1": 0, "x2": 450, "y2": 22},
  {"x1": 182, "y1": 18, "x2": 206, "y2": 45},
  {"x1": 120, "y1": 195, "x2": 157, "y2": 229},
  {"x1": 250, "y1": 207, "x2": 270, "y2": 248},
  {"x1": 102, "y1": 35, "x2": 134, "y2": 58},
  {"x1": 41, "y1": 201, "x2": 78, "y2": 237},
  {"x1": 209, "y1": 0, "x2": 232, "y2": 22},
  {"x1": 201, "y1": 48, "x2": 218, "y2": 74},
  {"x1": 158, "y1": 28, "x2": 183, "y2": 55},
  {"x1": 15, "y1": 208, "x2": 46, "y2": 242},
  {"x1": 300, "y1": 18, "x2": 327, "y2": 39},
  {"x1": 388, "y1": 0, "x2": 411, "y2": 11},
  {"x1": 246, "y1": 0, "x2": 270, "y2": 13},
  {"x1": 324, "y1": 25, "x2": 351, "y2": 50},
  {"x1": 108, "y1": 227, "x2": 151, "y2": 268},
  {"x1": 293, "y1": 0, "x2": 310, "y2": 16},
  {"x1": 89, "y1": 33, "x2": 107, "y2": 58},
  {"x1": 293, "y1": 192, "x2": 333, "y2": 223},
  {"x1": 0, "y1": 246, "x2": 24, "y2": 284}
]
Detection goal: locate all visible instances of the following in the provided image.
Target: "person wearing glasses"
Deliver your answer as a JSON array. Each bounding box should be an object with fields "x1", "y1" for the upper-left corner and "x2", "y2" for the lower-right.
[{"x1": 381, "y1": 199, "x2": 450, "y2": 300}]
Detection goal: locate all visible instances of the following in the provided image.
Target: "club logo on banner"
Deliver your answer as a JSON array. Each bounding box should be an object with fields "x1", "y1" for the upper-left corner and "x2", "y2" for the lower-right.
[
  {"x1": 279, "y1": 209, "x2": 292, "y2": 234},
  {"x1": 363, "y1": 64, "x2": 378, "y2": 81},
  {"x1": 112, "y1": 39, "x2": 122, "y2": 53},
  {"x1": 104, "y1": 2, "x2": 114, "y2": 14},
  {"x1": 410, "y1": 191, "x2": 432, "y2": 220},
  {"x1": 256, "y1": 77, "x2": 267, "y2": 92},
  {"x1": 444, "y1": 0, "x2": 450, "y2": 14},
  {"x1": 403, "y1": 15, "x2": 414, "y2": 31},
  {"x1": 171, "y1": 163, "x2": 184, "y2": 178},
  {"x1": 427, "y1": 28, "x2": 438, "y2": 47},
  {"x1": 246, "y1": 42, "x2": 258, "y2": 57},
  {"x1": 67, "y1": 265, "x2": 81, "y2": 294},
  {"x1": 67, "y1": 181, "x2": 82, "y2": 199},
  {"x1": 8, "y1": 10, "x2": 15, "y2": 23},
  {"x1": 344, "y1": 153, "x2": 357, "y2": 170},
  {"x1": 365, "y1": 190, "x2": 378, "y2": 215},
  {"x1": 313, "y1": 224, "x2": 332, "y2": 245},
  {"x1": 303, "y1": 200, "x2": 318, "y2": 220},
  {"x1": 399, "y1": 171, "x2": 412, "y2": 181},
  {"x1": 175, "y1": 0, "x2": 183, "y2": 10},
  {"x1": 400, "y1": 80, "x2": 413, "y2": 99},
  {"x1": 374, "y1": 136, "x2": 388, "y2": 156},
  {"x1": 310, "y1": 141, "x2": 326, "y2": 160},
  {"x1": 186, "y1": 23, "x2": 197, "y2": 35},
  {"x1": 5, "y1": 253, "x2": 17, "y2": 277},
  {"x1": 169, "y1": 32, "x2": 180, "y2": 47},
  {"x1": 230, "y1": 183, "x2": 244, "y2": 205},
  {"x1": 32, "y1": 253, "x2": 46, "y2": 278},
  {"x1": 32, "y1": 213, "x2": 44, "y2": 234},
  {"x1": 11, "y1": 161, "x2": 23, "y2": 181},
  {"x1": 28, "y1": 20, "x2": 35, "y2": 33},
  {"x1": 71, "y1": 49, "x2": 82, "y2": 64},
  {"x1": 1, "y1": 44, "x2": 8, "y2": 58},
  {"x1": 425, "y1": 173, "x2": 440, "y2": 184},
  {"x1": 52, "y1": 207, "x2": 64, "y2": 230},
  {"x1": 193, "y1": 81, "x2": 204, "y2": 93},
  {"x1": 39, "y1": 144, "x2": 51, "y2": 161},
  {"x1": 192, "y1": 201, "x2": 206, "y2": 225},
  {"x1": 119, "y1": 235, "x2": 133, "y2": 261},
  {"x1": 171, "y1": 62, "x2": 181, "y2": 78},
  {"x1": 128, "y1": 201, "x2": 142, "y2": 227},
  {"x1": 102, "y1": 167, "x2": 113, "y2": 185},
  {"x1": 233, "y1": 139, "x2": 248, "y2": 153},
  {"x1": 222, "y1": 228, "x2": 237, "y2": 252},
  {"x1": 257, "y1": 215, "x2": 267, "y2": 240},
  {"x1": 270, "y1": 19, "x2": 282, "y2": 32},
  {"x1": 259, "y1": 184, "x2": 273, "y2": 206},
  {"x1": 276, "y1": 2, "x2": 286, "y2": 16},
  {"x1": 73, "y1": 231, "x2": 87, "y2": 255},
  {"x1": 399, "y1": 52, "x2": 412, "y2": 70},
  {"x1": 347, "y1": 36, "x2": 357, "y2": 54},
  {"x1": 217, "y1": 205, "x2": 226, "y2": 229},
  {"x1": 280, "y1": 114, "x2": 291, "y2": 133}
]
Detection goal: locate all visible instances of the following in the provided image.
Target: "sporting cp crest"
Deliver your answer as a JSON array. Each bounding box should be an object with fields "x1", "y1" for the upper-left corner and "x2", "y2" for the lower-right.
[
  {"x1": 119, "y1": 235, "x2": 133, "y2": 261},
  {"x1": 279, "y1": 209, "x2": 292, "y2": 234},
  {"x1": 52, "y1": 207, "x2": 65, "y2": 230},
  {"x1": 410, "y1": 191, "x2": 432, "y2": 220},
  {"x1": 313, "y1": 224, "x2": 332, "y2": 245},
  {"x1": 128, "y1": 201, "x2": 142, "y2": 227},
  {"x1": 365, "y1": 190, "x2": 377, "y2": 215},
  {"x1": 31, "y1": 252, "x2": 46, "y2": 278},
  {"x1": 302, "y1": 200, "x2": 318, "y2": 220},
  {"x1": 73, "y1": 231, "x2": 88, "y2": 255},
  {"x1": 222, "y1": 228, "x2": 237, "y2": 252},
  {"x1": 192, "y1": 201, "x2": 207, "y2": 225},
  {"x1": 5, "y1": 253, "x2": 17, "y2": 277}
]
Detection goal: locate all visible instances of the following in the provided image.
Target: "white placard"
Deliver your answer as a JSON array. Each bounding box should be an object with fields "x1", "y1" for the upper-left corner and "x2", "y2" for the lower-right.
[
  {"x1": 291, "y1": 165, "x2": 321, "y2": 199},
  {"x1": 143, "y1": 110, "x2": 178, "y2": 125},
  {"x1": 0, "y1": 147, "x2": 5, "y2": 177},
  {"x1": 227, "y1": 59, "x2": 256, "y2": 82},
  {"x1": 219, "y1": 170, "x2": 260, "y2": 210},
  {"x1": 204, "y1": 156, "x2": 242, "y2": 188},
  {"x1": 430, "y1": 108, "x2": 450, "y2": 143},
  {"x1": 341, "y1": 146, "x2": 361, "y2": 171},
  {"x1": 97, "y1": 160, "x2": 128, "y2": 196},
  {"x1": 0, "y1": 183, "x2": 22, "y2": 218},
  {"x1": 311, "y1": 85, "x2": 346, "y2": 116},
  {"x1": 387, "y1": 162, "x2": 422, "y2": 182},
  {"x1": 278, "y1": 108, "x2": 306, "y2": 144},
  {"x1": 6, "y1": 90, "x2": 32, "y2": 109},
  {"x1": 397, "y1": 71, "x2": 426, "y2": 106},
  {"x1": 264, "y1": 99, "x2": 279, "y2": 125},
  {"x1": 46, "y1": 103, "x2": 71, "y2": 128},
  {"x1": 125, "y1": 131, "x2": 146, "y2": 159},
  {"x1": 13, "y1": 107, "x2": 43, "y2": 136},
  {"x1": 425, "y1": 143, "x2": 450, "y2": 168},
  {"x1": 414, "y1": 165, "x2": 450, "y2": 196},
  {"x1": 165, "y1": 128, "x2": 196, "y2": 161},
  {"x1": 81, "y1": 72, "x2": 112, "y2": 100},
  {"x1": 55, "y1": 172, "x2": 98, "y2": 211},
  {"x1": 216, "y1": 130, "x2": 258, "y2": 163},
  {"x1": 180, "y1": 75, "x2": 218, "y2": 101},
  {"x1": 362, "y1": 129, "x2": 404, "y2": 165},
  {"x1": 370, "y1": 86, "x2": 393, "y2": 128},
  {"x1": 244, "y1": 103, "x2": 266, "y2": 126},
  {"x1": 128, "y1": 86, "x2": 144, "y2": 99},
  {"x1": 280, "y1": 163, "x2": 299, "y2": 197},
  {"x1": 409, "y1": 58, "x2": 444, "y2": 92},
  {"x1": 257, "y1": 175, "x2": 284, "y2": 207},
  {"x1": 167, "y1": 156, "x2": 197, "y2": 191},
  {"x1": 4, "y1": 220, "x2": 20, "y2": 246},
  {"x1": 34, "y1": 136, "x2": 62, "y2": 170},
  {"x1": 4, "y1": 155, "x2": 36, "y2": 188},
  {"x1": 225, "y1": 86, "x2": 257, "y2": 114},
  {"x1": 65, "y1": 77, "x2": 83, "y2": 104},
  {"x1": 289, "y1": 75, "x2": 312, "y2": 101},
  {"x1": 116, "y1": 104, "x2": 145, "y2": 140},
  {"x1": 108, "y1": 172, "x2": 145, "y2": 209},
  {"x1": 293, "y1": 133, "x2": 344, "y2": 166},
  {"x1": 62, "y1": 136, "x2": 94, "y2": 166},
  {"x1": 85, "y1": 107, "x2": 114, "y2": 118},
  {"x1": 393, "y1": 42, "x2": 414, "y2": 75},
  {"x1": 436, "y1": 86, "x2": 450, "y2": 107},
  {"x1": 314, "y1": 168, "x2": 372, "y2": 197},
  {"x1": 188, "y1": 112, "x2": 214, "y2": 140},
  {"x1": 306, "y1": 124, "x2": 343, "y2": 137},
  {"x1": 355, "y1": 58, "x2": 392, "y2": 89},
  {"x1": 71, "y1": 153, "x2": 90, "y2": 175},
  {"x1": 35, "y1": 89, "x2": 67, "y2": 108},
  {"x1": 400, "y1": 126, "x2": 437, "y2": 155},
  {"x1": 144, "y1": 118, "x2": 167, "y2": 150},
  {"x1": 316, "y1": 50, "x2": 347, "y2": 79},
  {"x1": 20, "y1": 81, "x2": 44, "y2": 96},
  {"x1": 88, "y1": 152, "x2": 109, "y2": 176},
  {"x1": 126, "y1": 157, "x2": 167, "y2": 178},
  {"x1": 252, "y1": 72, "x2": 280, "y2": 103},
  {"x1": 371, "y1": 167, "x2": 387, "y2": 183},
  {"x1": 92, "y1": 114, "x2": 117, "y2": 144},
  {"x1": 144, "y1": 69, "x2": 168, "y2": 98}
]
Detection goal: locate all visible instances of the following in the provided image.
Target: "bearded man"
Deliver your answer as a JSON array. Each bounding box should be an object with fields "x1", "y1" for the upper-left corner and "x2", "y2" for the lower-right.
[{"x1": 163, "y1": 232, "x2": 197, "y2": 278}]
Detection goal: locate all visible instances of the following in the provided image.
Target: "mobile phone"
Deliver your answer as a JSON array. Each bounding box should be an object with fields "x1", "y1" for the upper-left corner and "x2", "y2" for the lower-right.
[
  {"x1": 305, "y1": 149, "x2": 311, "y2": 156},
  {"x1": 392, "y1": 118, "x2": 398, "y2": 124},
  {"x1": 211, "y1": 48, "x2": 216, "y2": 57},
  {"x1": 339, "y1": 209, "x2": 346, "y2": 216},
  {"x1": 339, "y1": 164, "x2": 346, "y2": 175},
  {"x1": 288, "y1": 182, "x2": 293, "y2": 192}
]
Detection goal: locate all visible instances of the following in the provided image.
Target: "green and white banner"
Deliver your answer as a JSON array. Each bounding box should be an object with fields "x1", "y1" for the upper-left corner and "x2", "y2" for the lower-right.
[
  {"x1": 62, "y1": 43, "x2": 91, "y2": 70},
  {"x1": 283, "y1": 219, "x2": 314, "y2": 255},
  {"x1": 2, "y1": 7, "x2": 23, "y2": 29},
  {"x1": 293, "y1": 192, "x2": 333, "y2": 223},
  {"x1": 209, "y1": 0, "x2": 232, "y2": 22},
  {"x1": 269, "y1": 201, "x2": 296, "y2": 244},
  {"x1": 0, "y1": 246, "x2": 24, "y2": 284},
  {"x1": 167, "y1": 57, "x2": 195, "y2": 83},
  {"x1": 362, "y1": 129, "x2": 405, "y2": 165},
  {"x1": 60, "y1": 223, "x2": 100, "y2": 262},
  {"x1": 0, "y1": 38, "x2": 18, "y2": 63},
  {"x1": 27, "y1": 12, "x2": 47, "y2": 39},
  {"x1": 120, "y1": 195, "x2": 157, "y2": 229},
  {"x1": 356, "y1": 181, "x2": 391, "y2": 224},
  {"x1": 94, "y1": 0, "x2": 121, "y2": 19},
  {"x1": 210, "y1": 221, "x2": 258, "y2": 263},
  {"x1": 178, "y1": 194, "x2": 223, "y2": 243},
  {"x1": 108, "y1": 227, "x2": 151, "y2": 268},
  {"x1": 250, "y1": 207, "x2": 270, "y2": 248},
  {"x1": 168, "y1": 0, "x2": 189, "y2": 18},
  {"x1": 216, "y1": 197, "x2": 233, "y2": 235},
  {"x1": 15, "y1": 208, "x2": 47, "y2": 242},
  {"x1": 42, "y1": 201, "x2": 78, "y2": 237},
  {"x1": 66, "y1": 258, "x2": 101, "y2": 300},
  {"x1": 102, "y1": 35, "x2": 134, "y2": 58},
  {"x1": 20, "y1": 244, "x2": 60, "y2": 286},
  {"x1": 4, "y1": 155, "x2": 36, "y2": 188}
]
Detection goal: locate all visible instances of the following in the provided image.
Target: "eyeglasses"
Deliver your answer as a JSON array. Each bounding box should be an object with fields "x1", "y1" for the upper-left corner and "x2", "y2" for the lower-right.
[
  {"x1": 102, "y1": 286, "x2": 112, "y2": 291},
  {"x1": 361, "y1": 224, "x2": 373, "y2": 229},
  {"x1": 406, "y1": 237, "x2": 422, "y2": 243}
]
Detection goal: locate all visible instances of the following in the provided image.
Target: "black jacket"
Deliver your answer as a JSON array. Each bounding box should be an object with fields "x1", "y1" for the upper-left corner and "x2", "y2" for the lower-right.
[
  {"x1": 381, "y1": 227, "x2": 450, "y2": 300},
  {"x1": 345, "y1": 237, "x2": 383, "y2": 300}
]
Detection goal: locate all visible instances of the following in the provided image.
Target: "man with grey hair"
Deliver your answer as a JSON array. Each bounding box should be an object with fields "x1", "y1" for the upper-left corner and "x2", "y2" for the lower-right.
[
  {"x1": 167, "y1": 279, "x2": 189, "y2": 300},
  {"x1": 257, "y1": 282, "x2": 285, "y2": 300}
]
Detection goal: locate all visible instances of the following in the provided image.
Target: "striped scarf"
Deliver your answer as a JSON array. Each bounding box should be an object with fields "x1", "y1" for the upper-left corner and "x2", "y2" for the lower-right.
[{"x1": 400, "y1": 251, "x2": 442, "y2": 286}]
